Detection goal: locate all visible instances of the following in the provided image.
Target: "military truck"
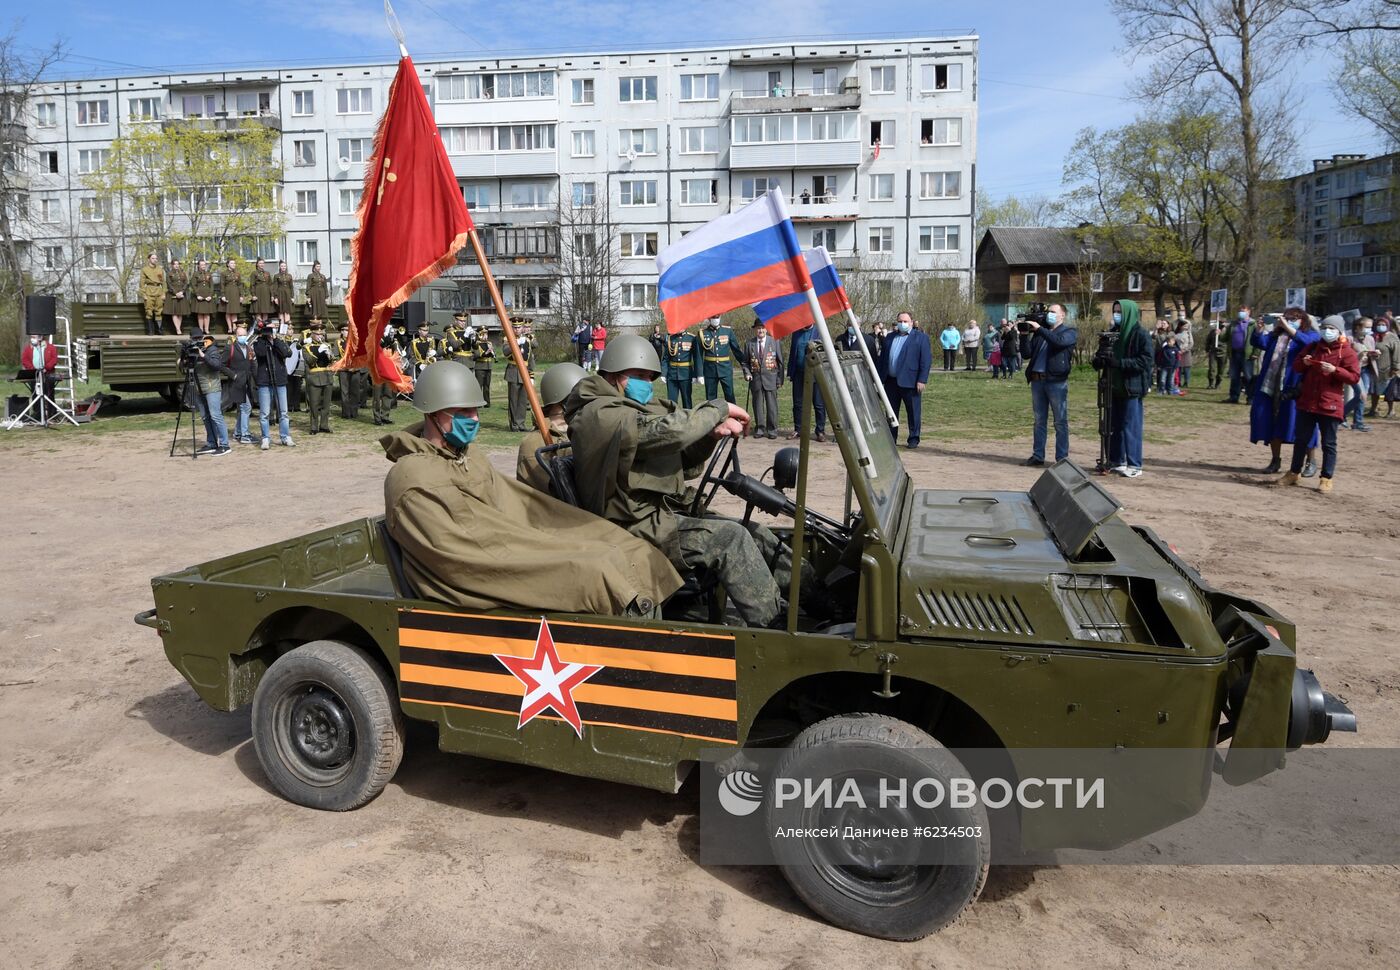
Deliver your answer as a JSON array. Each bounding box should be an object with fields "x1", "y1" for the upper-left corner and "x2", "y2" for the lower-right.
[{"x1": 138, "y1": 349, "x2": 1354, "y2": 939}]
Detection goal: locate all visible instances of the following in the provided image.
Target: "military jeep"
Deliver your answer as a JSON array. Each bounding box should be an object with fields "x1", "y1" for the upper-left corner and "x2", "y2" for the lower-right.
[{"x1": 139, "y1": 348, "x2": 1354, "y2": 940}]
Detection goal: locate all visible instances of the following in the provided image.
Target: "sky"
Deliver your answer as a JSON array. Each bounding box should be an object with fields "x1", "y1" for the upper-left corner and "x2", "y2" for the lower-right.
[{"x1": 9, "y1": 0, "x2": 1386, "y2": 202}]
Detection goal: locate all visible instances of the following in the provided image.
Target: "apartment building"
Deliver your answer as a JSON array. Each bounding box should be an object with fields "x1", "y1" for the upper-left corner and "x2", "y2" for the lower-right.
[{"x1": 9, "y1": 34, "x2": 978, "y2": 327}]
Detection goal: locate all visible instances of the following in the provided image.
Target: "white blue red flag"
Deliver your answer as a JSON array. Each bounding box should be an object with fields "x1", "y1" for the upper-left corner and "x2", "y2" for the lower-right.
[
  {"x1": 751, "y1": 246, "x2": 852, "y2": 338},
  {"x1": 656, "y1": 188, "x2": 811, "y2": 334}
]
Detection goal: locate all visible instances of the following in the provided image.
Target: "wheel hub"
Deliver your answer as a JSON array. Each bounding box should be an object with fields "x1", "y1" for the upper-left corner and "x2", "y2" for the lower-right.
[{"x1": 289, "y1": 687, "x2": 352, "y2": 770}]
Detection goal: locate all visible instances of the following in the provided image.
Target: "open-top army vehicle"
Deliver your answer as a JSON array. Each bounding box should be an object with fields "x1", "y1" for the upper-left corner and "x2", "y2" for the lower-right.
[{"x1": 139, "y1": 349, "x2": 1354, "y2": 939}]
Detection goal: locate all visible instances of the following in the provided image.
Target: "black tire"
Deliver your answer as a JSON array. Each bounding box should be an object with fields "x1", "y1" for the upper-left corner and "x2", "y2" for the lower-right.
[
  {"x1": 769, "y1": 714, "x2": 990, "y2": 940},
  {"x1": 158, "y1": 383, "x2": 181, "y2": 405},
  {"x1": 251, "y1": 640, "x2": 404, "y2": 811}
]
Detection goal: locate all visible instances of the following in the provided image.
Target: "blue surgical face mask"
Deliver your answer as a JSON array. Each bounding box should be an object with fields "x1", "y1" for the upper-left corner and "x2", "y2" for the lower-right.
[
  {"x1": 624, "y1": 377, "x2": 654, "y2": 405},
  {"x1": 236, "y1": 335, "x2": 248, "y2": 345},
  {"x1": 1046, "y1": 311, "x2": 1059, "y2": 326},
  {"x1": 1239, "y1": 312, "x2": 1248, "y2": 321},
  {"x1": 438, "y1": 413, "x2": 479, "y2": 451},
  {"x1": 1112, "y1": 312, "x2": 1123, "y2": 325},
  {"x1": 897, "y1": 321, "x2": 911, "y2": 334},
  {"x1": 1378, "y1": 325, "x2": 1390, "y2": 334},
  {"x1": 1321, "y1": 328, "x2": 1340, "y2": 343}
]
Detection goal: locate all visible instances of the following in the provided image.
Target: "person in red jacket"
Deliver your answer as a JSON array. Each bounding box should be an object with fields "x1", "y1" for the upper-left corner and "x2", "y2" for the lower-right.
[
  {"x1": 1275, "y1": 315, "x2": 1359, "y2": 494},
  {"x1": 21, "y1": 334, "x2": 59, "y2": 405}
]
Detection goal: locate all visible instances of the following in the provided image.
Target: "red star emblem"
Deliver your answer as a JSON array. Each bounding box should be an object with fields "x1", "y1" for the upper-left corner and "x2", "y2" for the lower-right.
[{"x1": 494, "y1": 618, "x2": 603, "y2": 738}]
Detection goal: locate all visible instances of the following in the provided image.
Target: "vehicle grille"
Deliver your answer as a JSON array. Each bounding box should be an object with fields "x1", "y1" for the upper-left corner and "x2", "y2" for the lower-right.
[{"x1": 915, "y1": 588, "x2": 1035, "y2": 636}]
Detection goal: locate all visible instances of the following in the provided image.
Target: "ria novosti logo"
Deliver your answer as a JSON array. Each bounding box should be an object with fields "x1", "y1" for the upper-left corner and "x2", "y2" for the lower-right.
[{"x1": 716, "y1": 770, "x2": 765, "y2": 816}]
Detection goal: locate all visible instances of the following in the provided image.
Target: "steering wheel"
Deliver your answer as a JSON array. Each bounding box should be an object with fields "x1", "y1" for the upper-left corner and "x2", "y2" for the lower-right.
[{"x1": 689, "y1": 435, "x2": 740, "y2": 517}]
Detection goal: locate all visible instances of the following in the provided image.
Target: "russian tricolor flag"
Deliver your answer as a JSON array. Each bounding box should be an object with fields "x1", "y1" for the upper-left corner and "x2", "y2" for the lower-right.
[
  {"x1": 752, "y1": 247, "x2": 852, "y2": 338},
  {"x1": 656, "y1": 188, "x2": 812, "y2": 334}
]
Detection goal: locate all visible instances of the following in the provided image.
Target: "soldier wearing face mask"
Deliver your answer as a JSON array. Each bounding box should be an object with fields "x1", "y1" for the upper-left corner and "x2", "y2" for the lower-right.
[{"x1": 516, "y1": 362, "x2": 587, "y2": 494}]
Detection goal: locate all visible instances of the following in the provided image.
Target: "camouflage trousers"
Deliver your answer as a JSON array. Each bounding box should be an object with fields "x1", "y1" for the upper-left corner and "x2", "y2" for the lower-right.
[{"x1": 675, "y1": 514, "x2": 805, "y2": 627}]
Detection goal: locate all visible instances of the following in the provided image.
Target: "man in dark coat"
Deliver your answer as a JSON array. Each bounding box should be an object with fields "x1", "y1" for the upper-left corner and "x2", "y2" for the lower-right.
[
  {"x1": 224, "y1": 325, "x2": 257, "y2": 444},
  {"x1": 877, "y1": 311, "x2": 932, "y2": 449}
]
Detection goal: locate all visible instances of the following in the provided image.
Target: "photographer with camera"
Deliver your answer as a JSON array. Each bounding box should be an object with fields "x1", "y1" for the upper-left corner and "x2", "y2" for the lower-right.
[
  {"x1": 1023, "y1": 303, "x2": 1077, "y2": 467},
  {"x1": 1095, "y1": 300, "x2": 1154, "y2": 478},
  {"x1": 251, "y1": 321, "x2": 295, "y2": 450},
  {"x1": 183, "y1": 330, "x2": 230, "y2": 456}
]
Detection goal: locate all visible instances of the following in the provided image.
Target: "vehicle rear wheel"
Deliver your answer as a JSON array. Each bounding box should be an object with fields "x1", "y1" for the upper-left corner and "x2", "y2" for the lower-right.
[
  {"x1": 157, "y1": 383, "x2": 181, "y2": 405},
  {"x1": 251, "y1": 639, "x2": 404, "y2": 811},
  {"x1": 769, "y1": 714, "x2": 989, "y2": 940}
]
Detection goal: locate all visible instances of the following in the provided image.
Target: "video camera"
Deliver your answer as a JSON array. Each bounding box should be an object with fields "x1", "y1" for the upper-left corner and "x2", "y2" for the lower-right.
[
  {"x1": 178, "y1": 333, "x2": 211, "y2": 369},
  {"x1": 1018, "y1": 302, "x2": 1049, "y2": 333}
]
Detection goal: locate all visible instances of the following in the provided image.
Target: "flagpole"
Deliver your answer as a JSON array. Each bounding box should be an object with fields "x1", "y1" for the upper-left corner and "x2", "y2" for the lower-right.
[
  {"x1": 844, "y1": 307, "x2": 897, "y2": 426},
  {"x1": 801, "y1": 287, "x2": 876, "y2": 478},
  {"x1": 466, "y1": 227, "x2": 551, "y2": 444}
]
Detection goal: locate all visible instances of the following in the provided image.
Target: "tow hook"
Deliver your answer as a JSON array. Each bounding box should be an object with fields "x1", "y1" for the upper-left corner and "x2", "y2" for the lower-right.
[{"x1": 873, "y1": 653, "x2": 900, "y2": 699}]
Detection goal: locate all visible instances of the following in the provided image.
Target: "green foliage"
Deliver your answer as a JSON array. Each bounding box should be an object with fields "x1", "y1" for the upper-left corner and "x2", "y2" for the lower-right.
[
  {"x1": 909, "y1": 274, "x2": 984, "y2": 331},
  {"x1": 974, "y1": 190, "x2": 1065, "y2": 246}
]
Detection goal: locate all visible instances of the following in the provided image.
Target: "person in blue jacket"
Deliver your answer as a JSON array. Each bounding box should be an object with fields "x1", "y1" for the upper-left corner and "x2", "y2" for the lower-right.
[
  {"x1": 787, "y1": 323, "x2": 828, "y2": 441},
  {"x1": 1250, "y1": 309, "x2": 1321, "y2": 475},
  {"x1": 878, "y1": 311, "x2": 933, "y2": 449},
  {"x1": 939, "y1": 323, "x2": 960, "y2": 371}
]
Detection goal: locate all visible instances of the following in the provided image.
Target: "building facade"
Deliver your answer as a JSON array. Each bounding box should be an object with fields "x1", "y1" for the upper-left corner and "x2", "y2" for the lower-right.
[
  {"x1": 9, "y1": 35, "x2": 977, "y2": 328},
  {"x1": 1288, "y1": 152, "x2": 1399, "y2": 316}
]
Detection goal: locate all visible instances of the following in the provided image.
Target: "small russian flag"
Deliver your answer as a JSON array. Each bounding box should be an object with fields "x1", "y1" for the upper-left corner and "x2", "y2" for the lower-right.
[
  {"x1": 752, "y1": 247, "x2": 852, "y2": 338},
  {"x1": 656, "y1": 188, "x2": 812, "y2": 334}
]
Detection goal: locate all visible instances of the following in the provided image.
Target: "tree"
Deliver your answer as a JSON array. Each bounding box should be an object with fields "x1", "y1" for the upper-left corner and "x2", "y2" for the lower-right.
[
  {"x1": 974, "y1": 190, "x2": 1064, "y2": 246},
  {"x1": 1296, "y1": 0, "x2": 1400, "y2": 145},
  {"x1": 552, "y1": 195, "x2": 618, "y2": 332},
  {"x1": 80, "y1": 120, "x2": 283, "y2": 300}
]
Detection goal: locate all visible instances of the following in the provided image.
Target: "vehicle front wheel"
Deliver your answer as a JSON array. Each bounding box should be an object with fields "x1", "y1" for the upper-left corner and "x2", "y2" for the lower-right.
[
  {"x1": 251, "y1": 639, "x2": 404, "y2": 811},
  {"x1": 769, "y1": 714, "x2": 990, "y2": 940}
]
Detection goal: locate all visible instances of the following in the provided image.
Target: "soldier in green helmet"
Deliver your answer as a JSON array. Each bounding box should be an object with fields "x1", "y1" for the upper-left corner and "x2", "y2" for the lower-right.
[
  {"x1": 382, "y1": 360, "x2": 679, "y2": 615},
  {"x1": 516, "y1": 362, "x2": 587, "y2": 494}
]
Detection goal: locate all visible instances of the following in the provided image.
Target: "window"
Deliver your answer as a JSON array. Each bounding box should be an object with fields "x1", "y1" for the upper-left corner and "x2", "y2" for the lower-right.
[
  {"x1": 496, "y1": 226, "x2": 558, "y2": 257},
  {"x1": 1127, "y1": 272, "x2": 1142, "y2": 292},
  {"x1": 338, "y1": 188, "x2": 362, "y2": 214},
  {"x1": 508, "y1": 183, "x2": 552, "y2": 209},
  {"x1": 128, "y1": 97, "x2": 161, "y2": 121},
  {"x1": 680, "y1": 126, "x2": 718, "y2": 154},
  {"x1": 571, "y1": 129, "x2": 595, "y2": 157},
  {"x1": 437, "y1": 75, "x2": 468, "y2": 101},
  {"x1": 680, "y1": 73, "x2": 719, "y2": 101},
  {"x1": 870, "y1": 66, "x2": 895, "y2": 94},
  {"x1": 75, "y1": 100, "x2": 109, "y2": 125},
  {"x1": 869, "y1": 119, "x2": 895, "y2": 146},
  {"x1": 919, "y1": 171, "x2": 961, "y2": 199},
  {"x1": 78, "y1": 198, "x2": 109, "y2": 222},
  {"x1": 460, "y1": 183, "x2": 492, "y2": 210},
  {"x1": 35, "y1": 102, "x2": 56, "y2": 126},
  {"x1": 77, "y1": 149, "x2": 109, "y2": 174},
  {"x1": 41, "y1": 245, "x2": 63, "y2": 270},
  {"x1": 619, "y1": 179, "x2": 657, "y2": 206},
  {"x1": 917, "y1": 225, "x2": 960, "y2": 252},
  {"x1": 84, "y1": 291, "x2": 117, "y2": 304},
  {"x1": 1313, "y1": 203, "x2": 1328, "y2": 217},
  {"x1": 619, "y1": 128, "x2": 658, "y2": 156},
  {"x1": 337, "y1": 138, "x2": 372, "y2": 163},
  {"x1": 293, "y1": 140, "x2": 316, "y2": 166},
  {"x1": 869, "y1": 174, "x2": 894, "y2": 200},
  {"x1": 621, "y1": 232, "x2": 658, "y2": 258},
  {"x1": 1046, "y1": 273, "x2": 1060, "y2": 293},
  {"x1": 1024, "y1": 273, "x2": 1038, "y2": 293},
  {"x1": 920, "y1": 63, "x2": 963, "y2": 92},
  {"x1": 622, "y1": 283, "x2": 658, "y2": 309},
  {"x1": 340, "y1": 238, "x2": 352, "y2": 263},
  {"x1": 182, "y1": 94, "x2": 216, "y2": 118},
  {"x1": 680, "y1": 178, "x2": 718, "y2": 205},
  {"x1": 294, "y1": 190, "x2": 318, "y2": 215},
  {"x1": 573, "y1": 231, "x2": 598, "y2": 256},
  {"x1": 292, "y1": 90, "x2": 315, "y2": 116},
  {"x1": 733, "y1": 113, "x2": 855, "y2": 144},
  {"x1": 84, "y1": 245, "x2": 116, "y2": 269},
  {"x1": 739, "y1": 176, "x2": 774, "y2": 202},
  {"x1": 40, "y1": 198, "x2": 59, "y2": 223},
  {"x1": 38, "y1": 150, "x2": 58, "y2": 174},
  {"x1": 811, "y1": 226, "x2": 838, "y2": 251},
  {"x1": 517, "y1": 282, "x2": 552, "y2": 310},
  {"x1": 336, "y1": 87, "x2": 373, "y2": 114},
  {"x1": 1090, "y1": 272, "x2": 1104, "y2": 292},
  {"x1": 619, "y1": 76, "x2": 658, "y2": 103},
  {"x1": 291, "y1": 240, "x2": 315, "y2": 265},
  {"x1": 440, "y1": 123, "x2": 556, "y2": 153},
  {"x1": 234, "y1": 92, "x2": 271, "y2": 116},
  {"x1": 921, "y1": 117, "x2": 962, "y2": 145},
  {"x1": 810, "y1": 67, "x2": 838, "y2": 95},
  {"x1": 571, "y1": 180, "x2": 595, "y2": 206},
  {"x1": 1336, "y1": 227, "x2": 1363, "y2": 245},
  {"x1": 572, "y1": 78, "x2": 594, "y2": 105},
  {"x1": 868, "y1": 226, "x2": 893, "y2": 253}
]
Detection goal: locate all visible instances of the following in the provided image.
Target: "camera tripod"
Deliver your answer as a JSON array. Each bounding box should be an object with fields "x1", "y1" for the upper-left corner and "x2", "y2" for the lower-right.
[
  {"x1": 169, "y1": 353, "x2": 213, "y2": 459},
  {"x1": 1095, "y1": 362, "x2": 1113, "y2": 474}
]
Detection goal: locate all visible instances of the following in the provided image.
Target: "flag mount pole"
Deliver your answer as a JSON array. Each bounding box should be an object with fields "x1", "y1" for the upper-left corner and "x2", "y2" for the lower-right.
[
  {"x1": 843, "y1": 307, "x2": 897, "y2": 427},
  {"x1": 466, "y1": 227, "x2": 551, "y2": 444},
  {"x1": 801, "y1": 287, "x2": 876, "y2": 478}
]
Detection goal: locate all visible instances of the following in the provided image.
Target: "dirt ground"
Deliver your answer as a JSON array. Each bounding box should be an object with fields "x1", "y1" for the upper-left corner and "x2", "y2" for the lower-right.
[{"x1": 1, "y1": 413, "x2": 1397, "y2": 970}]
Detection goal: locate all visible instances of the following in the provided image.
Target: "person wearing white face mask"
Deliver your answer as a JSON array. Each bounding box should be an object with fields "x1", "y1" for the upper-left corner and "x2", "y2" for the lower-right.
[
  {"x1": 878, "y1": 311, "x2": 932, "y2": 449},
  {"x1": 1371, "y1": 317, "x2": 1399, "y2": 418},
  {"x1": 1273, "y1": 316, "x2": 1360, "y2": 495}
]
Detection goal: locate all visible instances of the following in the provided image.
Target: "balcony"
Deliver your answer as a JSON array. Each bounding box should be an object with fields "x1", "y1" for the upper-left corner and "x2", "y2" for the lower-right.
[
  {"x1": 732, "y1": 194, "x2": 859, "y2": 220},
  {"x1": 729, "y1": 81, "x2": 861, "y2": 115},
  {"x1": 467, "y1": 204, "x2": 560, "y2": 225},
  {"x1": 730, "y1": 140, "x2": 862, "y2": 169},
  {"x1": 450, "y1": 152, "x2": 559, "y2": 178},
  {"x1": 163, "y1": 111, "x2": 282, "y2": 132}
]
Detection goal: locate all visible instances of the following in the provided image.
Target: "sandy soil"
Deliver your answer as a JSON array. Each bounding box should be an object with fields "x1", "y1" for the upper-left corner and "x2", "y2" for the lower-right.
[{"x1": 1, "y1": 414, "x2": 1397, "y2": 970}]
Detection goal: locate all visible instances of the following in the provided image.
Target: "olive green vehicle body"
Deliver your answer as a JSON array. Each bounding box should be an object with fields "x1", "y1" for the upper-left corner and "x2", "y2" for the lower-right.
[{"x1": 143, "y1": 350, "x2": 1315, "y2": 851}]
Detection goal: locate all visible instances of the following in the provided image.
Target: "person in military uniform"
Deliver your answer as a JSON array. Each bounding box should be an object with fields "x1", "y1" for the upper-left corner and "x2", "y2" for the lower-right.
[
  {"x1": 409, "y1": 322, "x2": 439, "y2": 378},
  {"x1": 336, "y1": 324, "x2": 363, "y2": 419},
  {"x1": 163, "y1": 258, "x2": 191, "y2": 335},
  {"x1": 516, "y1": 362, "x2": 587, "y2": 493},
  {"x1": 249, "y1": 259, "x2": 275, "y2": 327},
  {"x1": 304, "y1": 320, "x2": 336, "y2": 434},
  {"x1": 470, "y1": 328, "x2": 497, "y2": 407},
  {"x1": 443, "y1": 319, "x2": 471, "y2": 368},
  {"x1": 564, "y1": 335, "x2": 809, "y2": 628},
  {"x1": 305, "y1": 261, "x2": 330, "y2": 322},
  {"x1": 372, "y1": 327, "x2": 400, "y2": 425},
  {"x1": 220, "y1": 258, "x2": 245, "y2": 333},
  {"x1": 504, "y1": 322, "x2": 536, "y2": 431},
  {"x1": 444, "y1": 311, "x2": 469, "y2": 349},
  {"x1": 745, "y1": 320, "x2": 784, "y2": 439},
  {"x1": 698, "y1": 316, "x2": 746, "y2": 404},
  {"x1": 664, "y1": 328, "x2": 699, "y2": 406},
  {"x1": 382, "y1": 361, "x2": 681, "y2": 615},
  {"x1": 272, "y1": 260, "x2": 295, "y2": 330},
  {"x1": 191, "y1": 259, "x2": 216, "y2": 333},
  {"x1": 139, "y1": 253, "x2": 165, "y2": 335}
]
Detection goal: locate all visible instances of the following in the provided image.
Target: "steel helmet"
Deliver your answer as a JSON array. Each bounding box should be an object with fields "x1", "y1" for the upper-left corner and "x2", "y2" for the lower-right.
[
  {"x1": 597, "y1": 333, "x2": 662, "y2": 377},
  {"x1": 412, "y1": 360, "x2": 486, "y2": 412},
  {"x1": 539, "y1": 362, "x2": 588, "y2": 408}
]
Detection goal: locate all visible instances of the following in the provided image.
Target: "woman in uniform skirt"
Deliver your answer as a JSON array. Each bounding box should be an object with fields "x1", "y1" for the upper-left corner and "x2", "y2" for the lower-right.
[
  {"x1": 250, "y1": 259, "x2": 275, "y2": 327},
  {"x1": 220, "y1": 258, "x2": 245, "y2": 332},
  {"x1": 164, "y1": 259, "x2": 191, "y2": 334},
  {"x1": 272, "y1": 260, "x2": 295, "y2": 330},
  {"x1": 305, "y1": 261, "x2": 329, "y2": 322},
  {"x1": 191, "y1": 259, "x2": 216, "y2": 333}
]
